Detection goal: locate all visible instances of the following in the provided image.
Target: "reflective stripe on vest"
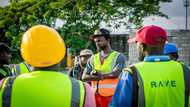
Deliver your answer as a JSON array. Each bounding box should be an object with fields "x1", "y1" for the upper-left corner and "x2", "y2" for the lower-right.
[
  {"x1": 2, "y1": 77, "x2": 16, "y2": 107},
  {"x1": 181, "y1": 64, "x2": 190, "y2": 107},
  {"x1": 98, "y1": 84, "x2": 117, "y2": 89},
  {"x1": 92, "y1": 51, "x2": 120, "y2": 96},
  {"x1": 93, "y1": 51, "x2": 119, "y2": 73},
  {"x1": 0, "y1": 68, "x2": 8, "y2": 77},
  {"x1": 0, "y1": 66, "x2": 12, "y2": 77},
  {"x1": 132, "y1": 61, "x2": 189, "y2": 107},
  {"x1": 70, "y1": 78, "x2": 85, "y2": 107},
  {"x1": 1, "y1": 71, "x2": 85, "y2": 107},
  {"x1": 13, "y1": 62, "x2": 30, "y2": 75}
]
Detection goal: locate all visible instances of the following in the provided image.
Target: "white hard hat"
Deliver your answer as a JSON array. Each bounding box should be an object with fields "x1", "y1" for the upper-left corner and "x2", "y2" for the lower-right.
[{"x1": 80, "y1": 49, "x2": 93, "y2": 56}]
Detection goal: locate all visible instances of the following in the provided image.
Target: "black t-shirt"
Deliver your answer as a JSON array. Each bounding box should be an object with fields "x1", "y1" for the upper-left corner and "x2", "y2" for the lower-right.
[{"x1": 69, "y1": 63, "x2": 84, "y2": 80}]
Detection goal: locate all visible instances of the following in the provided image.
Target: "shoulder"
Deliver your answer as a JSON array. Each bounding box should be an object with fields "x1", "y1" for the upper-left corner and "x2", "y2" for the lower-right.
[
  {"x1": 178, "y1": 62, "x2": 190, "y2": 72},
  {"x1": 119, "y1": 53, "x2": 127, "y2": 60},
  {"x1": 113, "y1": 51, "x2": 126, "y2": 60},
  {"x1": 0, "y1": 76, "x2": 16, "y2": 91},
  {"x1": 93, "y1": 52, "x2": 100, "y2": 57},
  {"x1": 123, "y1": 64, "x2": 142, "y2": 75},
  {"x1": 113, "y1": 51, "x2": 126, "y2": 59}
]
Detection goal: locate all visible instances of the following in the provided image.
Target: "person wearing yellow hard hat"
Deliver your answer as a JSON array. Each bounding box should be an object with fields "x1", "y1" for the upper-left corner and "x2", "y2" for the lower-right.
[{"x1": 0, "y1": 25, "x2": 96, "y2": 107}]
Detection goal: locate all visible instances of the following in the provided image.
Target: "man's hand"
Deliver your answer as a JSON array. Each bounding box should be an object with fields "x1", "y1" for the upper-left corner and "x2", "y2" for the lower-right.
[
  {"x1": 96, "y1": 72, "x2": 104, "y2": 80},
  {"x1": 82, "y1": 69, "x2": 105, "y2": 81},
  {"x1": 91, "y1": 70, "x2": 104, "y2": 80}
]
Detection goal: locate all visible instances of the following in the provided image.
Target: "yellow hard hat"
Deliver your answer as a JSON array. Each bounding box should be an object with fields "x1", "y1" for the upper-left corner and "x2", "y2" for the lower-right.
[{"x1": 21, "y1": 25, "x2": 66, "y2": 67}]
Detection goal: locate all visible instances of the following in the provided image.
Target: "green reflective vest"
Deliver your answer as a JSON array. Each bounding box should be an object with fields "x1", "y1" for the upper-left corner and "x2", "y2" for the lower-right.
[
  {"x1": 12, "y1": 62, "x2": 31, "y2": 75},
  {"x1": 0, "y1": 71, "x2": 85, "y2": 107},
  {"x1": 93, "y1": 51, "x2": 120, "y2": 73},
  {"x1": 132, "y1": 60, "x2": 189, "y2": 107}
]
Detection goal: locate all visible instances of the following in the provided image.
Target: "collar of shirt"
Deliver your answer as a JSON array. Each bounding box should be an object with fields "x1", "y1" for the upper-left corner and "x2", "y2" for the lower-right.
[
  {"x1": 100, "y1": 49, "x2": 113, "y2": 59},
  {"x1": 143, "y1": 55, "x2": 170, "y2": 62}
]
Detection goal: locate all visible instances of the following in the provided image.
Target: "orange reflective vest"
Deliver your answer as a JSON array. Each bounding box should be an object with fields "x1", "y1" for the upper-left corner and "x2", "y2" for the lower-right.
[{"x1": 92, "y1": 51, "x2": 120, "y2": 96}]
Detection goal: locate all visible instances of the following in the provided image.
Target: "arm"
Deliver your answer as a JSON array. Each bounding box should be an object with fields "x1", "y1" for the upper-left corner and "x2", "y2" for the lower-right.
[
  {"x1": 82, "y1": 56, "x2": 103, "y2": 81},
  {"x1": 102, "y1": 53, "x2": 127, "y2": 79},
  {"x1": 82, "y1": 68, "x2": 103, "y2": 81},
  {"x1": 84, "y1": 82, "x2": 96, "y2": 107},
  {"x1": 82, "y1": 53, "x2": 127, "y2": 81},
  {"x1": 109, "y1": 71, "x2": 133, "y2": 107}
]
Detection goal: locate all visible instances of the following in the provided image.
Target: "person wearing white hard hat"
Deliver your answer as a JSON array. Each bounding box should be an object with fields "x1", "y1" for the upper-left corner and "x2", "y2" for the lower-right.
[{"x1": 69, "y1": 49, "x2": 93, "y2": 80}]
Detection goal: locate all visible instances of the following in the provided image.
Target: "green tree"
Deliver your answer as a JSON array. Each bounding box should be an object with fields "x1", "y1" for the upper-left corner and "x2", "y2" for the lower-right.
[{"x1": 0, "y1": 0, "x2": 171, "y2": 54}]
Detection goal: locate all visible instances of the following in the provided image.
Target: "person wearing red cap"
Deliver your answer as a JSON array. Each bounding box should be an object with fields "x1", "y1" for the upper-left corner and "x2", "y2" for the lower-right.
[
  {"x1": 110, "y1": 25, "x2": 190, "y2": 107},
  {"x1": 82, "y1": 28, "x2": 126, "y2": 107}
]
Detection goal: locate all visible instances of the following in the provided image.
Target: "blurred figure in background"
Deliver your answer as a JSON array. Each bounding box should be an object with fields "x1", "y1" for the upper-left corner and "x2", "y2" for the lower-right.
[
  {"x1": 0, "y1": 43, "x2": 12, "y2": 79},
  {"x1": 69, "y1": 49, "x2": 93, "y2": 80},
  {"x1": 11, "y1": 61, "x2": 33, "y2": 76},
  {"x1": 164, "y1": 43, "x2": 179, "y2": 61}
]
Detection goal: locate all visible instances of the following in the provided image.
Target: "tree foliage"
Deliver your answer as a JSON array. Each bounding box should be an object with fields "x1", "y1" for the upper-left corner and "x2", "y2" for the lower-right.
[{"x1": 0, "y1": 0, "x2": 171, "y2": 54}]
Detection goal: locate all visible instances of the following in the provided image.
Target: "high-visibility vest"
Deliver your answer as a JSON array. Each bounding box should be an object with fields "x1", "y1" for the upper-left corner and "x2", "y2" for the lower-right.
[
  {"x1": 0, "y1": 65, "x2": 12, "y2": 77},
  {"x1": 131, "y1": 61, "x2": 190, "y2": 107},
  {"x1": 92, "y1": 51, "x2": 120, "y2": 96},
  {"x1": 12, "y1": 62, "x2": 31, "y2": 76},
  {"x1": 0, "y1": 71, "x2": 85, "y2": 107}
]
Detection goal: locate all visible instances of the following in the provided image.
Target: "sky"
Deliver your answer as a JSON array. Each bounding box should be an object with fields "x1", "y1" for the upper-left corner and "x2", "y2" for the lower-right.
[
  {"x1": 143, "y1": 0, "x2": 190, "y2": 30},
  {"x1": 107, "y1": 0, "x2": 190, "y2": 33},
  {"x1": 0, "y1": 0, "x2": 8, "y2": 6},
  {"x1": 1, "y1": 0, "x2": 190, "y2": 33}
]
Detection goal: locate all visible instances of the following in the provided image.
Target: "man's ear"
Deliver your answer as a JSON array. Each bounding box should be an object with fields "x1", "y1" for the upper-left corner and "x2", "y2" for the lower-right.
[
  {"x1": 108, "y1": 38, "x2": 111, "y2": 44},
  {"x1": 141, "y1": 43, "x2": 147, "y2": 51},
  {"x1": 139, "y1": 43, "x2": 146, "y2": 52}
]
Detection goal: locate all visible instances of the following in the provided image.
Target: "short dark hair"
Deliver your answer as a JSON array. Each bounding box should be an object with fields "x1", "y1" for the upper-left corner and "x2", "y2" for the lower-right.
[{"x1": 0, "y1": 43, "x2": 11, "y2": 53}]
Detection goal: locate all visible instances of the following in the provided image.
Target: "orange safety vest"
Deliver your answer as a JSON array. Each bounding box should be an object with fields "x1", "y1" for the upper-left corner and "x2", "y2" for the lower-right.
[{"x1": 92, "y1": 51, "x2": 120, "y2": 96}]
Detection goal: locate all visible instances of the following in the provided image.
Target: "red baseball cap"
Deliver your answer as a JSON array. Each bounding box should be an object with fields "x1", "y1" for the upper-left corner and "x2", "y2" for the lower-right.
[{"x1": 128, "y1": 25, "x2": 167, "y2": 45}]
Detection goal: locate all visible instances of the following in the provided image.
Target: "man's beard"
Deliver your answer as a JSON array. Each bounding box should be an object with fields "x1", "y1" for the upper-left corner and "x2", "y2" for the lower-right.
[{"x1": 99, "y1": 45, "x2": 107, "y2": 50}]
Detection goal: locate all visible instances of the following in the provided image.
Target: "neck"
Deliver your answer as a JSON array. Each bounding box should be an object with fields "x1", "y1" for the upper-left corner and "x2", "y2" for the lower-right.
[
  {"x1": 80, "y1": 64, "x2": 85, "y2": 69},
  {"x1": 33, "y1": 64, "x2": 61, "y2": 71},
  {"x1": 102, "y1": 45, "x2": 112, "y2": 54},
  {"x1": 144, "y1": 45, "x2": 164, "y2": 56},
  {"x1": 145, "y1": 50, "x2": 163, "y2": 56}
]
